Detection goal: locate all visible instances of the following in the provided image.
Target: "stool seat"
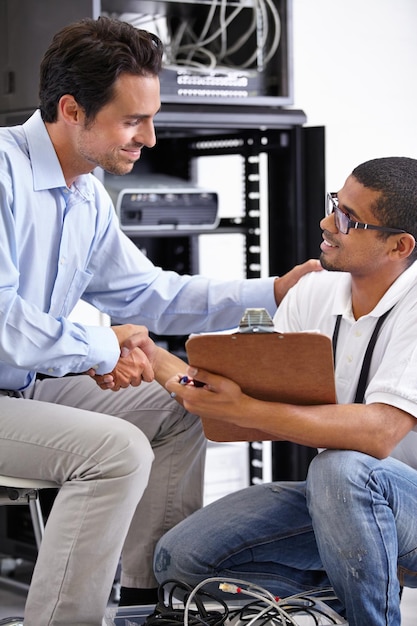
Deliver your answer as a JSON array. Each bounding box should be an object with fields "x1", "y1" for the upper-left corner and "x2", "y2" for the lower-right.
[
  {"x1": 0, "y1": 476, "x2": 57, "y2": 490},
  {"x1": 0, "y1": 475, "x2": 58, "y2": 555}
]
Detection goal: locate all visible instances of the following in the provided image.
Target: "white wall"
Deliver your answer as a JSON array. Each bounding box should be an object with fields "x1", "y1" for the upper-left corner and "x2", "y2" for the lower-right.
[{"x1": 290, "y1": 0, "x2": 417, "y2": 191}]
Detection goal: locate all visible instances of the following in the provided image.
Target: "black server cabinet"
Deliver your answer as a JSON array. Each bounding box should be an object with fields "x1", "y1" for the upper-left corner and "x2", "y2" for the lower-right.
[
  {"x1": 111, "y1": 106, "x2": 325, "y2": 483},
  {"x1": 101, "y1": 0, "x2": 293, "y2": 107},
  {"x1": 0, "y1": 0, "x2": 293, "y2": 119},
  {"x1": 118, "y1": 105, "x2": 324, "y2": 273}
]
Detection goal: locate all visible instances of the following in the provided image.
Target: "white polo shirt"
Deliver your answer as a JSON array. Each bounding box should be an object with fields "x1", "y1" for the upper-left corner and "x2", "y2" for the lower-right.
[{"x1": 273, "y1": 262, "x2": 417, "y2": 469}]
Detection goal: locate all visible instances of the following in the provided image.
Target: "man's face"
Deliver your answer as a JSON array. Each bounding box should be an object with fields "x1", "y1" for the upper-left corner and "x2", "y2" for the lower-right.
[
  {"x1": 75, "y1": 73, "x2": 160, "y2": 176},
  {"x1": 319, "y1": 175, "x2": 392, "y2": 276}
]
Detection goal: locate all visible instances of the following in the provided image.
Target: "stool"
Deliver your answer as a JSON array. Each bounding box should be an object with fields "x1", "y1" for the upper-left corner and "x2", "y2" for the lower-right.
[
  {"x1": 0, "y1": 476, "x2": 57, "y2": 550},
  {"x1": 0, "y1": 476, "x2": 57, "y2": 621}
]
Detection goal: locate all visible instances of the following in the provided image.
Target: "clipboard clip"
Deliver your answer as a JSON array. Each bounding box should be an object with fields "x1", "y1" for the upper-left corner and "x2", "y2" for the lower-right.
[{"x1": 238, "y1": 308, "x2": 275, "y2": 333}]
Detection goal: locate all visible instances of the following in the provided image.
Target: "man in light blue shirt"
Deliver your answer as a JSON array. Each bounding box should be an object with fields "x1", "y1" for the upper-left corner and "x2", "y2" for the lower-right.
[{"x1": 0, "y1": 16, "x2": 317, "y2": 626}]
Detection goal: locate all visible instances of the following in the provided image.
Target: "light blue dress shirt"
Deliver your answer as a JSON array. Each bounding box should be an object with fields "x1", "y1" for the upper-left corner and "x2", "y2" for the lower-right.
[{"x1": 0, "y1": 110, "x2": 276, "y2": 390}]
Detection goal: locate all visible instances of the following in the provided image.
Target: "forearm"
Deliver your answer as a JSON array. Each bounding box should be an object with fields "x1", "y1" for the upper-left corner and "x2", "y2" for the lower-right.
[
  {"x1": 229, "y1": 398, "x2": 415, "y2": 459},
  {"x1": 153, "y1": 346, "x2": 187, "y2": 388},
  {"x1": 167, "y1": 366, "x2": 415, "y2": 459}
]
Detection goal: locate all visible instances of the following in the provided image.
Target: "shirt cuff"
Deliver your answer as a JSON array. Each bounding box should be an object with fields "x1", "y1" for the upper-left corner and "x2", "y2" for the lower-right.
[
  {"x1": 84, "y1": 325, "x2": 120, "y2": 375},
  {"x1": 240, "y1": 277, "x2": 277, "y2": 317}
]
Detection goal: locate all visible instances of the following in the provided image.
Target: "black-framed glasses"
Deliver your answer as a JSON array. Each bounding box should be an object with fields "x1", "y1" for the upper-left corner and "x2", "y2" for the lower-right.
[{"x1": 326, "y1": 193, "x2": 406, "y2": 235}]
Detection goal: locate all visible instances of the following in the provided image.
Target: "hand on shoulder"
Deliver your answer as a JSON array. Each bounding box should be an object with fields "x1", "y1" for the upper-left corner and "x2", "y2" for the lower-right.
[{"x1": 274, "y1": 259, "x2": 322, "y2": 305}]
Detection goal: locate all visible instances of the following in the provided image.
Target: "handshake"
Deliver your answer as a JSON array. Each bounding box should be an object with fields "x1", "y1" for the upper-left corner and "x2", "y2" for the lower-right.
[
  {"x1": 88, "y1": 324, "x2": 158, "y2": 392},
  {"x1": 87, "y1": 324, "x2": 186, "y2": 394}
]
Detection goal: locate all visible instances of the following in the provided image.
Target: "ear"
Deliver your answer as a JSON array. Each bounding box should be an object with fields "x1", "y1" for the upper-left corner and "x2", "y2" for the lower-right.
[
  {"x1": 390, "y1": 233, "x2": 416, "y2": 260},
  {"x1": 58, "y1": 95, "x2": 84, "y2": 125}
]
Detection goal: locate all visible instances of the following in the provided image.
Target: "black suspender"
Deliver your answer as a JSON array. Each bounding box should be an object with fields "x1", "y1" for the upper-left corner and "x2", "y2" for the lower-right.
[{"x1": 332, "y1": 307, "x2": 394, "y2": 404}]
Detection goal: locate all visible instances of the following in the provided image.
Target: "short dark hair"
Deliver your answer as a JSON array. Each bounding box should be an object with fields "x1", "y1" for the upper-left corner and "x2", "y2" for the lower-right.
[
  {"x1": 352, "y1": 157, "x2": 417, "y2": 263},
  {"x1": 39, "y1": 16, "x2": 163, "y2": 123}
]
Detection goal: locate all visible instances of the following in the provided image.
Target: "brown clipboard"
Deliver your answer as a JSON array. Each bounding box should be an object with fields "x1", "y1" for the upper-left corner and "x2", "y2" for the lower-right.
[{"x1": 185, "y1": 331, "x2": 336, "y2": 442}]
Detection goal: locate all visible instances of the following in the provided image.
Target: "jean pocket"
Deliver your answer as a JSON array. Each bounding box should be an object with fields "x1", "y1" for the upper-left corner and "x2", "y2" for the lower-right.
[{"x1": 398, "y1": 551, "x2": 417, "y2": 588}]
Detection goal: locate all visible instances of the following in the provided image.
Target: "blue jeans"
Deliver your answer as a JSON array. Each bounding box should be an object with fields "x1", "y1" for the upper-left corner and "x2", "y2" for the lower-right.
[{"x1": 154, "y1": 450, "x2": 417, "y2": 626}]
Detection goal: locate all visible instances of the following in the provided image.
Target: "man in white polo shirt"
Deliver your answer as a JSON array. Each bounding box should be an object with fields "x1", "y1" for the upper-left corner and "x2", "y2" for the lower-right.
[{"x1": 157, "y1": 156, "x2": 417, "y2": 626}]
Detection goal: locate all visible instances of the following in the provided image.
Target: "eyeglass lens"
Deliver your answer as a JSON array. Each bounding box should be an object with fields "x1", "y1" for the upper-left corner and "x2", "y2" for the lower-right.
[
  {"x1": 327, "y1": 195, "x2": 348, "y2": 234},
  {"x1": 335, "y1": 207, "x2": 348, "y2": 233}
]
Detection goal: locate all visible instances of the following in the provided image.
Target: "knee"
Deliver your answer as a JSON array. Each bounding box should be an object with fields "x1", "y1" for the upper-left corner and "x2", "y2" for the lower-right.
[
  {"x1": 118, "y1": 421, "x2": 154, "y2": 476},
  {"x1": 153, "y1": 529, "x2": 182, "y2": 584},
  {"x1": 93, "y1": 420, "x2": 154, "y2": 482},
  {"x1": 308, "y1": 449, "x2": 363, "y2": 485},
  {"x1": 153, "y1": 516, "x2": 201, "y2": 585},
  {"x1": 306, "y1": 450, "x2": 373, "y2": 518}
]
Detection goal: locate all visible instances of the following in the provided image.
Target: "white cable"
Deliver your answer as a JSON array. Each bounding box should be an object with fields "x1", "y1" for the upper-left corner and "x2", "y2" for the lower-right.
[
  {"x1": 114, "y1": 0, "x2": 282, "y2": 73},
  {"x1": 182, "y1": 577, "x2": 344, "y2": 626},
  {"x1": 176, "y1": 4, "x2": 244, "y2": 54},
  {"x1": 184, "y1": 577, "x2": 295, "y2": 626}
]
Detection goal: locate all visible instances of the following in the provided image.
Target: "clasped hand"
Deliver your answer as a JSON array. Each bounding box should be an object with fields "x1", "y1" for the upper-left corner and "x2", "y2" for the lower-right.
[{"x1": 89, "y1": 324, "x2": 157, "y2": 391}]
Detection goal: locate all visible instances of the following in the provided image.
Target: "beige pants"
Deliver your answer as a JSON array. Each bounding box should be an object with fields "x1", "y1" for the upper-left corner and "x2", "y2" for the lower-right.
[{"x1": 0, "y1": 375, "x2": 205, "y2": 625}]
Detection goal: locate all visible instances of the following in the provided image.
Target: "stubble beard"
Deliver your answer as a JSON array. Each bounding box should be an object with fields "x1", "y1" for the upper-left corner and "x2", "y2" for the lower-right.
[{"x1": 319, "y1": 252, "x2": 338, "y2": 272}]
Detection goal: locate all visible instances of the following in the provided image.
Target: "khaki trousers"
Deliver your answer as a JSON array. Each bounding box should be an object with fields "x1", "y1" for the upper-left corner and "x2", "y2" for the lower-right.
[{"x1": 0, "y1": 375, "x2": 205, "y2": 625}]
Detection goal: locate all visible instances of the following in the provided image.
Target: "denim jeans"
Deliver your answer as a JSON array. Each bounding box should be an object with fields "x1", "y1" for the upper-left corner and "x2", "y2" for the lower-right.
[{"x1": 154, "y1": 449, "x2": 417, "y2": 626}]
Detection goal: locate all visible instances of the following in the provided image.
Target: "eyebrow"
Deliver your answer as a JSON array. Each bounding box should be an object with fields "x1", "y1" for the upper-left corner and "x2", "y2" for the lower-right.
[
  {"x1": 122, "y1": 107, "x2": 161, "y2": 121},
  {"x1": 338, "y1": 197, "x2": 360, "y2": 220},
  {"x1": 122, "y1": 114, "x2": 151, "y2": 121}
]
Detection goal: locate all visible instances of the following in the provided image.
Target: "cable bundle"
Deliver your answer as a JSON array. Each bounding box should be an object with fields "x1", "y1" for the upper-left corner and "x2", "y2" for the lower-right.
[
  {"x1": 105, "y1": 0, "x2": 281, "y2": 72},
  {"x1": 167, "y1": 0, "x2": 281, "y2": 71},
  {"x1": 144, "y1": 579, "x2": 229, "y2": 626},
  {"x1": 141, "y1": 578, "x2": 348, "y2": 626}
]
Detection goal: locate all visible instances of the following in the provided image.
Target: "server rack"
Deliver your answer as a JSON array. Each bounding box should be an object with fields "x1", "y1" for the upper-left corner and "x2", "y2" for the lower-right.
[
  {"x1": 0, "y1": 0, "x2": 324, "y2": 563},
  {"x1": 111, "y1": 105, "x2": 324, "y2": 484}
]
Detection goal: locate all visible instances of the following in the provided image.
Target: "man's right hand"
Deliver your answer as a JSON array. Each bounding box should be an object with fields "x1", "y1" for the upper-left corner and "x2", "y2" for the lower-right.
[
  {"x1": 93, "y1": 346, "x2": 154, "y2": 391},
  {"x1": 89, "y1": 324, "x2": 157, "y2": 391}
]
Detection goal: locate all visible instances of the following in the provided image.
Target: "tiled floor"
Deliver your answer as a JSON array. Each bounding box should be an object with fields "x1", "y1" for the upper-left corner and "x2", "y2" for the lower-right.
[{"x1": 1, "y1": 574, "x2": 417, "y2": 624}]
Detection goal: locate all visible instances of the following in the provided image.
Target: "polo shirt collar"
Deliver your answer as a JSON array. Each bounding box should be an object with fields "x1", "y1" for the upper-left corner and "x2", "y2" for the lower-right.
[{"x1": 332, "y1": 260, "x2": 417, "y2": 320}]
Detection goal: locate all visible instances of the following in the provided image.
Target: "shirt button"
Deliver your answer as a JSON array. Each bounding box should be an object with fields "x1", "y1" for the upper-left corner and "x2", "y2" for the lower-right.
[
  {"x1": 347, "y1": 355, "x2": 353, "y2": 363},
  {"x1": 354, "y1": 330, "x2": 362, "y2": 337},
  {"x1": 47, "y1": 368, "x2": 54, "y2": 373}
]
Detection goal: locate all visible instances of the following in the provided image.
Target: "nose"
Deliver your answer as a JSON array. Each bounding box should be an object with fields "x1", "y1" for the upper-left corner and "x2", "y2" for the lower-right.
[
  {"x1": 135, "y1": 119, "x2": 156, "y2": 149},
  {"x1": 320, "y1": 212, "x2": 336, "y2": 233}
]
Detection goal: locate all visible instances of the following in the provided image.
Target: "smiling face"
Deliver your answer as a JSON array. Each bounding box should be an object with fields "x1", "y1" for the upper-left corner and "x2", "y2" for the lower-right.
[
  {"x1": 319, "y1": 173, "x2": 417, "y2": 317},
  {"x1": 74, "y1": 72, "x2": 161, "y2": 176},
  {"x1": 319, "y1": 175, "x2": 395, "y2": 277}
]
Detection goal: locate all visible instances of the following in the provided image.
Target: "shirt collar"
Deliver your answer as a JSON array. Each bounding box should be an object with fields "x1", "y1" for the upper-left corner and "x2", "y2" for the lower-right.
[
  {"x1": 332, "y1": 260, "x2": 417, "y2": 320},
  {"x1": 23, "y1": 109, "x2": 95, "y2": 201},
  {"x1": 23, "y1": 110, "x2": 67, "y2": 191}
]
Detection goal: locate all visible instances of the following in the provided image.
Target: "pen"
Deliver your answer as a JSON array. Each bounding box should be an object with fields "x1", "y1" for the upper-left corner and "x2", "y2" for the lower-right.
[{"x1": 179, "y1": 374, "x2": 205, "y2": 387}]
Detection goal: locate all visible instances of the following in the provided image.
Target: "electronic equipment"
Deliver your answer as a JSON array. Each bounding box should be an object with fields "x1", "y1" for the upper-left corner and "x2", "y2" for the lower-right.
[
  {"x1": 106, "y1": 174, "x2": 219, "y2": 231},
  {"x1": 101, "y1": 0, "x2": 292, "y2": 106},
  {"x1": 159, "y1": 65, "x2": 264, "y2": 101}
]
